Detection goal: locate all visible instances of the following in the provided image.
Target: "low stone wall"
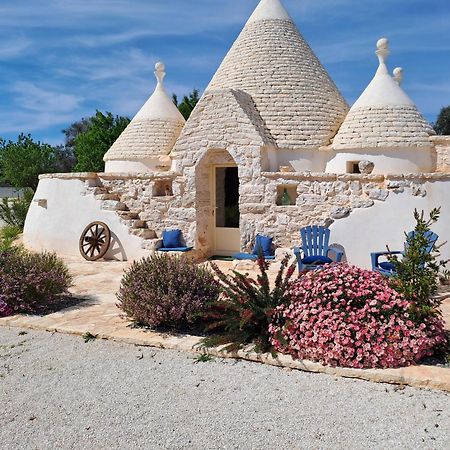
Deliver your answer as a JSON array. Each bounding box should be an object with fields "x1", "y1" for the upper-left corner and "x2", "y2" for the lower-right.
[{"x1": 93, "y1": 170, "x2": 450, "y2": 263}]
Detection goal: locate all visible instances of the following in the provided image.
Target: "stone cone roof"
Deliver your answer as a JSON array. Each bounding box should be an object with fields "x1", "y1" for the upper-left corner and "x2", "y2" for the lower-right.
[
  {"x1": 205, "y1": 0, "x2": 349, "y2": 149},
  {"x1": 332, "y1": 39, "x2": 435, "y2": 150},
  {"x1": 104, "y1": 62, "x2": 185, "y2": 163}
]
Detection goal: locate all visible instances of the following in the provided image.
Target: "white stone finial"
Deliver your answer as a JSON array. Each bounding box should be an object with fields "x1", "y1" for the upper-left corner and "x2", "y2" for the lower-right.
[
  {"x1": 376, "y1": 38, "x2": 390, "y2": 65},
  {"x1": 393, "y1": 67, "x2": 404, "y2": 85},
  {"x1": 155, "y1": 62, "x2": 166, "y2": 85}
]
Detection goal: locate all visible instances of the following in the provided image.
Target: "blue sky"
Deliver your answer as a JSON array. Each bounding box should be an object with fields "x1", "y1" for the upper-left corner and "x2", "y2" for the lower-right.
[{"x1": 1, "y1": 0, "x2": 449, "y2": 145}]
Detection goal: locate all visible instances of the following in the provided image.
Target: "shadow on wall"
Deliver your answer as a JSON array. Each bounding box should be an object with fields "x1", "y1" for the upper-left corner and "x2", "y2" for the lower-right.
[{"x1": 105, "y1": 231, "x2": 127, "y2": 261}]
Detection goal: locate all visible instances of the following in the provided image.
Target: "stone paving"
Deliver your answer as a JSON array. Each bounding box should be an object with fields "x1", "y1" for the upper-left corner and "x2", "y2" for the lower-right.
[{"x1": 0, "y1": 255, "x2": 449, "y2": 392}]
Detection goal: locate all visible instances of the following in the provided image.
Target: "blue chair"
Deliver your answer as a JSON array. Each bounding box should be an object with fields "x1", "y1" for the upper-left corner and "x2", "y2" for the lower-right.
[
  {"x1": 294, "y1": 225, "x2": 344, "y2": 272},
  {"x1": 371, "y1": 230, "x2": 438, "y2": 276},
  {"x1": 233, "y1": 234, "x2": 276, "y2": 261},
  {"x1": 157, "y1": 229, "x2": 193, "y2": 252}
]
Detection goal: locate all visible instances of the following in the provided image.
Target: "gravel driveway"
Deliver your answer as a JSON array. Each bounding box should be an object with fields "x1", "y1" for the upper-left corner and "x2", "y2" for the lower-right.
[{"x1": 0, "y1": 327, "x2": 448, "y2": 450}]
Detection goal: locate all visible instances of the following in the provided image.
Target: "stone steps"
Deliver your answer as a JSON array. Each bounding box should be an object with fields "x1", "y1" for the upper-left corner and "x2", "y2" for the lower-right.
[{"x1": 88, "y1": 181, "x2": 159, "y2": 248}]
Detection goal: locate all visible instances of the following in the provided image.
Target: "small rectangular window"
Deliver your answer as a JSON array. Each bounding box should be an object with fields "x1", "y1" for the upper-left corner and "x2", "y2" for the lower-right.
[{"x1": 346, "y1": 161, "x2": 361, "y2": 174}]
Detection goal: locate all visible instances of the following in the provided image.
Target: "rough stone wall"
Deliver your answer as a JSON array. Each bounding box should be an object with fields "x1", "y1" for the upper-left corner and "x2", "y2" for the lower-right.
[
  {"x1": 432, "y1": 136, "x2": 450, "y2": 172},
  {"x1": 104, "y1": 119, "x2": 184, "y2": 161},
  {"x1": 97, "y1": 169, "x2": 448, "y2": 257},
  {"x1": 207, "y1": 19, "x2": 348, "y2": 149},
  {"x1": 332, "y1": 106, "x2": 434, "y2": 150}
]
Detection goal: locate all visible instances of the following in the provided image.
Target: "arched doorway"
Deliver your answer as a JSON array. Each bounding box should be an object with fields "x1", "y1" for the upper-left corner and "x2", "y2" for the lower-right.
[{"x1": 195, "y1": 149, "x2": 240, "y2": 256}]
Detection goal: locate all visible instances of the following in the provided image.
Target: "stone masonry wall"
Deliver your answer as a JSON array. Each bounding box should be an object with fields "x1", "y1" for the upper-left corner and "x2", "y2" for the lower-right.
[
  {"x1": 432, "y1": 136, "x2": 450, "y2": 172},
  {"x1": 97, "y1": 170, "x2": 449, "y2": 257}
]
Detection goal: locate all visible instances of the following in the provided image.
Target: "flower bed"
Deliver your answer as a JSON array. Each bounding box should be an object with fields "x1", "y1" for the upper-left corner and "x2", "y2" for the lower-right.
[{"x1": 270, "y1": 264, "x2": 446, "y2": 369}]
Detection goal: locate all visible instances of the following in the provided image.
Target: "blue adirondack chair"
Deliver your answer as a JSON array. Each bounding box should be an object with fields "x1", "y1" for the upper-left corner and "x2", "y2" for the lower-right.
[
  {"x1": 233, "y1": 234, "x2": 276, "y2": 261},
  {"x1": 294, "y1": 225, "x2": 344, "y2": 272},
  {"x1": 157, "y1": 229, "x2": 193, "y2": 252},
  {"x1": 371, "y1": 230, "x2": 438, "y2": 276}
]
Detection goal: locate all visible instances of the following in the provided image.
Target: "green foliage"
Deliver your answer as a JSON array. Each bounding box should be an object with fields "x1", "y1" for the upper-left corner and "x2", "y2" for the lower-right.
[
  {"x1": 0, "y1": 189, "x2": 34, "y2": 229},
  {"x1": 74, "y1": 111, "x2": 130, "y2": 172},
  {"x1": 0, "y1": 226, "x2": 21, "y2": 252},
  {"x1": 194, "y1": 353, "x2": 214, "y2": 363},
  {"x1": 434, "y1": 106, "x2": 450, "y2": 135},
  {"x1": 0, "y1": 134, "x2": 60, "y2": 190},
  {"x1": 203, "y1": 254, "x2": 296, "y2": 352},
  {"x1": 173, "y1": 89, "x2": 200, "y2": 120},
  {"x1": 389, "y1": 208, "x2": 448, "y2": 323},
  {"x1": 82, "y1": 332, "x2": 98, "y2": 343}
]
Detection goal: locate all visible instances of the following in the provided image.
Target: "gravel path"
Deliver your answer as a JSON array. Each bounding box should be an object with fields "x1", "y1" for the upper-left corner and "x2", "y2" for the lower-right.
[{"x1": 0, "y1": 327, "x2": 449, "y2": 450}]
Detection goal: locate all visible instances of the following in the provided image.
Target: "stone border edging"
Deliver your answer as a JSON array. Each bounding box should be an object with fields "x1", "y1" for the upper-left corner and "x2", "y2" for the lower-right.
[{"x1": 1, "y1": 317, "x2": 449, "y2": 393}]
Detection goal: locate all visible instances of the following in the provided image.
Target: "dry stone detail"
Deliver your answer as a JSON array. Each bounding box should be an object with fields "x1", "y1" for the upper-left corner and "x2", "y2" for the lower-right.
[
  {"x1": 207, "y1": 19, "x2": 348, "y2": 149},
  {"x1": 332, "y1": 106, "x2": 435, "y2": 149}
]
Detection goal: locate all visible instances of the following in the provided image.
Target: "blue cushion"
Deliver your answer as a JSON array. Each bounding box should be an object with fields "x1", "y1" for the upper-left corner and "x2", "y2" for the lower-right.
[
  {"x1": 302, "y1": 255, "x2": 332, "y2": 265},
  {"x1": 233, "y1": 252, "x2": 276, "y2": 261},
  {"x1": 379, "y1": 261, "x2": 395, "y2": 272},
  {"x1": 252, "y1": 235, "x2": 273, "y2": 256},
  {"x1": 162, "y1": 229, "x2": 182, "y2": 249},
  {"x1": 158, "y1": 247, "x2": 193, "y2": 253}
]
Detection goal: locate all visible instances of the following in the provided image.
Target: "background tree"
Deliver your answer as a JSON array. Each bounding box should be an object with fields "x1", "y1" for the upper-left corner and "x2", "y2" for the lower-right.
[
  {"x1": 434, "y1": 106, "x2": 450, "y2": 135},
  {"x1": 74, "y1": 111, "x2": 130, "y2": 172},
  {"x1": 172, "y1": 89, "x2": 200, "y2": 120},
  {"x1": 0, "y1": 134, "x2": 60, "y2": 190}
]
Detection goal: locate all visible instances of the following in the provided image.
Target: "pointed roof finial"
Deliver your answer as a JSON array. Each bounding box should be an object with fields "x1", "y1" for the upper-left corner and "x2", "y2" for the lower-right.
[
  {"x1": 393, "y1": 67, "x2": 404, "y2": 86},
  {"x1": 155, "y1": 62, "x2": 166, "y2": 86},
  {"x1": 247, "y1": 0, "x2": 291, "y2": 23},
  {"x1": 376, "y1": 38, "x2": 390, "y2": 74}
]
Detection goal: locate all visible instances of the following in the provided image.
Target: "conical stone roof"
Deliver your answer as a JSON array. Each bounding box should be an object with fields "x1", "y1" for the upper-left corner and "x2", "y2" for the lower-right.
[
  {"x1": 206, "y1": 0, "x2": 349, "y2": 149},
  {"x1": 104, "y1": 62, "x2": 185, "y2": 165},
  {"x1": 332, "y1": 38, "x2": 434, "y2": 150}
]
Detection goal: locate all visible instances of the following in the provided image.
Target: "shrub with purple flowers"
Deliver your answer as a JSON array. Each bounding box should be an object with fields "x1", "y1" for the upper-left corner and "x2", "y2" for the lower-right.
[
  {"x1": 117, "y1": 253, "x2": 220, "y2": 330},
  {"x1": 270, "y1": 264, "x2": 446, "y2": 369},
  {"x1": 0, "y1": 247, "x2": 72, "y2": 315}
]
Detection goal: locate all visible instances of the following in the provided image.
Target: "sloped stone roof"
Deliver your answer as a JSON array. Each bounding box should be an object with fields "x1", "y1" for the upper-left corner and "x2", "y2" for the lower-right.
[
  {"x1": 104, "y1": 62, "x2": 185, "y2": 162},
  {"x1": 172, "y1": 89, "x2": 276, "y2": 160},
  {"x1": 332, "y1": 39, "x2": 434, "y2": 150},
  {"x1": 205, "y1": 0, "x2": 349, "y2": 150}
]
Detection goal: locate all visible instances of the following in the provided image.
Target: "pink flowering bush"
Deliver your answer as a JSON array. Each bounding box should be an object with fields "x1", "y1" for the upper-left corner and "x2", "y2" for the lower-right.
[{"x1": 270, "y1": 264, "x2": 446, "y2": 369}]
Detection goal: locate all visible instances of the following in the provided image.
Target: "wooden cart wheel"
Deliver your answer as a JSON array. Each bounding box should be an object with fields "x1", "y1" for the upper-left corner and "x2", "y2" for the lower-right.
[{"x1": 79, "y1": 221, "x2": 111, "y2": 261}]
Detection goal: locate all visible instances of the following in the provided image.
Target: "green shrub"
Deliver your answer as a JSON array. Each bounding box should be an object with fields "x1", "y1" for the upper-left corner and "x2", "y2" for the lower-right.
[
  {"x1": 0, "y1": 188, "x2": 34, "y2": 229},
  {"x1": 203, "y1": 254, "x2": 296, "y2": 352},
  {"x1": 117, "y1": 253, "x2": 220, "y2": 330},
  {"x1": 0, "y1": 247, "x2": 72, "y2": 315},
  {"x1": 389, "y1": 208, "x2": 448, "y2": 323},
  {"x1": 0, "y1": 226, "x2": 21, "y2": 251}
]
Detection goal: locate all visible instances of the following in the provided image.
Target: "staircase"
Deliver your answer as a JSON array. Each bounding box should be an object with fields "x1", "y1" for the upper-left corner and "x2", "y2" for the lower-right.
[{"x1": 85, "y1": 184, "x2": 161, "y2": 251}]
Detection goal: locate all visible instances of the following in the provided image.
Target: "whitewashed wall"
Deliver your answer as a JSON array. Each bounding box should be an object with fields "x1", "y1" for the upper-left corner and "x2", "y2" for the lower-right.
[
  {"x1": 330, "y1": 180, "x2": 450, "y2": 268},
  {"x1": 23, "y1": 175, "x2": 148, "y2": 261}
]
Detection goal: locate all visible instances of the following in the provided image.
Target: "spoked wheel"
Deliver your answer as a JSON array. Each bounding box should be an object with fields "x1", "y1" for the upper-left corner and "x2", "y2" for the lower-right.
[{"x1": 79, "y1": 221, "x2": 111, "y2": 261}]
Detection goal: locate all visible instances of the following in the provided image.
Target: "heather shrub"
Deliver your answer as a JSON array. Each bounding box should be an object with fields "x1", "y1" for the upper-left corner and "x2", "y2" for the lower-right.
[
  {"x1": 117, "y1": 253, "x2": 220, "y2": 330},
  {"x1": 202, "y1": 254, "x2": 296, "y2": 352},
  {"x1": 0, "y1": 247, "x2": 72, "y2": 315},
  {"x1": 270, "y1": 264, "x2": 446, "y2": 369}
]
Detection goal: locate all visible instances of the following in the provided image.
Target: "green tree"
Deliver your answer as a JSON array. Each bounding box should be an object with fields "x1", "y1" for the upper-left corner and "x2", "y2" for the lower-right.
[
  {"x1": 0, "y1": 134, "x2": 60, "y2": 190},
  {"x1": 74, "y1": 111, "x2": 130, "y2": 172},
  {"x1": 434, "y1": 106, "x2": 450, "y2": 135},
  {"x1": 172, "y1": 89, "x2": 200, "y2": 120}
]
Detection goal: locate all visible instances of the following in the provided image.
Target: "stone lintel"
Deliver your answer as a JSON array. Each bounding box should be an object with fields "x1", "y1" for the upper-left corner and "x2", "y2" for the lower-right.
[
  {"x1": 39, "y1": 172, "x2": 98, "y2": 180},
  {"x1": 97, "y1": 172, "x2": 178, "y2": 181}
]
